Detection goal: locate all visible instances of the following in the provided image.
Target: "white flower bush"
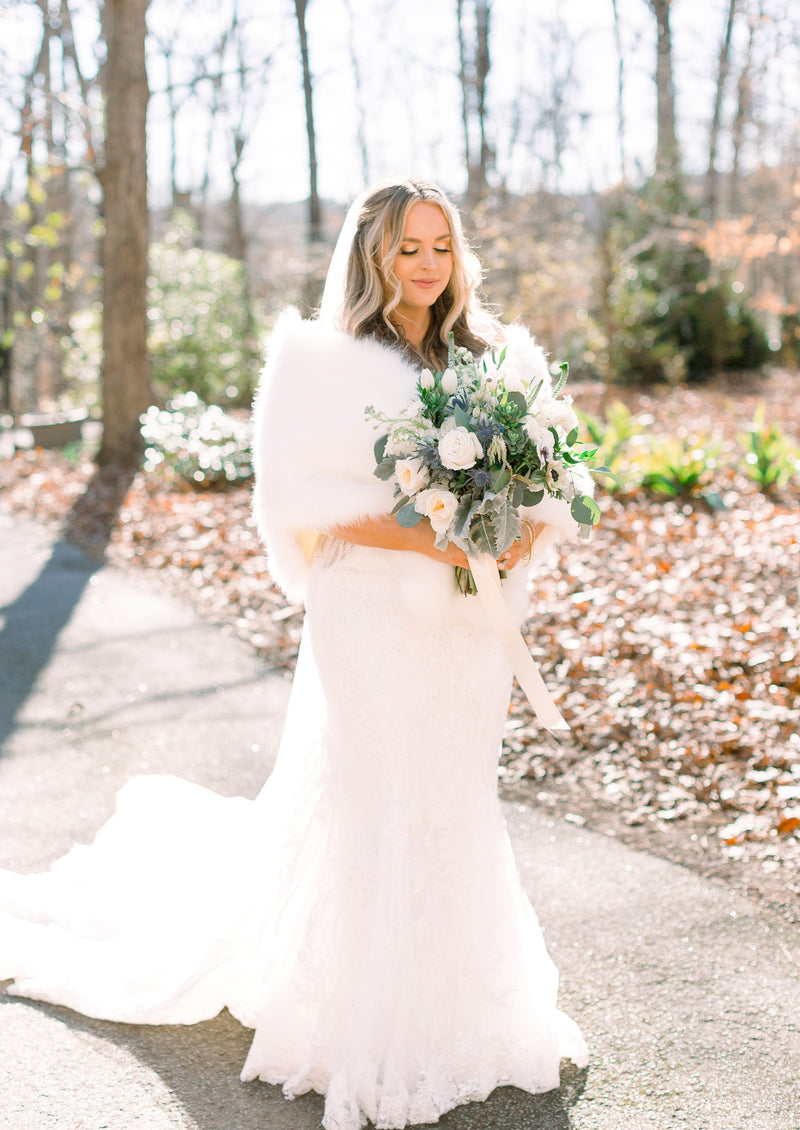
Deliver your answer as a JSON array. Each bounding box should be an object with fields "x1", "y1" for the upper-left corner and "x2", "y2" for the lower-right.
[{"x1": 140, "y1": 391, "x2": 253, "y2": 486}]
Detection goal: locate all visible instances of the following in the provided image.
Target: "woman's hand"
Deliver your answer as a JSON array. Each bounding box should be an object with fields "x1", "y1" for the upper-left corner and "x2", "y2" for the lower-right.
[{"x1": 496, "y1": 521, "x2": 544, "y2": 571}]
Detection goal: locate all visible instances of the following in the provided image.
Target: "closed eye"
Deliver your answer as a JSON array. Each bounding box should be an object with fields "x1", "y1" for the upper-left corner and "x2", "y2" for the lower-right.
[{"x1": 398, "y1": 245, "x2": 452, "y2": 256}]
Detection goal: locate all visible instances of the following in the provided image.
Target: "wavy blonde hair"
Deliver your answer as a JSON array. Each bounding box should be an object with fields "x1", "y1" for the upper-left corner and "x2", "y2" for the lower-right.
[{"x1": 338, "y1": 179, "x2": 502, "y2": 366}]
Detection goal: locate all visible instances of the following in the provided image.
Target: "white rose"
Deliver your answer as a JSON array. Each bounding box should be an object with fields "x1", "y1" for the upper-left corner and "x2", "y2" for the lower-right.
[
  {"x1": 440, "y1": 367, "x2": 458, "y2": 394},
  {"x1": 438, "y1": 425, "x2": 483, "y2": 470},
  {"x1": 414, "y1": 487, "x2": 459, "y2": 533},
  {"x1": 419, "y1": 368, "x2": 435, "y2": 390},
  {"x1": 537, "y1": 394, "x2": 578, "y2": 435},
  {"x1": 394, "y1": 457, "x2": 428, "y2": 496}
]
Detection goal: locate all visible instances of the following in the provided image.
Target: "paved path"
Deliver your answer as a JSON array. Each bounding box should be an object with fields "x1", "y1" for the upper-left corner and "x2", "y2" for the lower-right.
[{"x1": 0, "y1": 514, "x2": 797, "y2": 1130}]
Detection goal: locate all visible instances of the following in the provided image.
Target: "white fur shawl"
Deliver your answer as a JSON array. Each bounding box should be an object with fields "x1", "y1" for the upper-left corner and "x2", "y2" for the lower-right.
[{"x1": 252, "y1": 309, "x2": 591, "y2": 607}]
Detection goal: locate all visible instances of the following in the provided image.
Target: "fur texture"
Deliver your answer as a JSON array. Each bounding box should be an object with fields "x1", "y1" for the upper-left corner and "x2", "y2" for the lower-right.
[{"x1": 252, "y1": 310, "x2": 591, "y2": 607}]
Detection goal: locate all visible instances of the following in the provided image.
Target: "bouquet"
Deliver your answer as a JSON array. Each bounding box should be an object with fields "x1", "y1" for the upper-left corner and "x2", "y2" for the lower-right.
[{"x1": 366, "y1": 335, "x2": 600, "y2": 593}]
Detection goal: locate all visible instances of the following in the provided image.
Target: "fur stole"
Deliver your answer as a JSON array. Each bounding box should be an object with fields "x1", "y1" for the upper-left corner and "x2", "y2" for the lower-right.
[{"x1": 252, "y1": 309, "x2": 592, "y2": 608}]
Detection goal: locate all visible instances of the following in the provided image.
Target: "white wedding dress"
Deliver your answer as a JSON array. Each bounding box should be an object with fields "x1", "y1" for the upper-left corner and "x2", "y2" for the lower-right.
[{"x1": 0, "y1": 534, "x2": 587, "y2": 1129}]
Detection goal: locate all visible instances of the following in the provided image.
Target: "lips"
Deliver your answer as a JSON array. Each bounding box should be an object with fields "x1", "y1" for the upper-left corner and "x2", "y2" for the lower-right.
[{"x1": 413, "y1": 279, "x2": 439, "y2": 288}]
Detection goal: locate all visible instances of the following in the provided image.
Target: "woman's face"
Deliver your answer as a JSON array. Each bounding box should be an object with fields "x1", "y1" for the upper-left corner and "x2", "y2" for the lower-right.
[{"x1": 390, "y1": 201, "x2": 453, "y2": 323}]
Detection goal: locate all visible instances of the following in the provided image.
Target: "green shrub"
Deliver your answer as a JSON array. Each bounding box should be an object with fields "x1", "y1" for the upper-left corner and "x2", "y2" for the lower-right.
[
  {"x1": 593, "y1": 219, "x2": 769, "y2": 385},
  {"x1": 140, "y1": 391, "x2": 253, "y2": 486},
  {"x1": 147, "y1": 213, "x2": 262, "y2": 408}
]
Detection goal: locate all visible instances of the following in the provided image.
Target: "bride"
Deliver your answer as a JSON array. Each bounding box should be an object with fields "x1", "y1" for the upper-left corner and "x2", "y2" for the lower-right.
[{"x1": 0, "y1": 179, "x2": 589, "y2": 1130}]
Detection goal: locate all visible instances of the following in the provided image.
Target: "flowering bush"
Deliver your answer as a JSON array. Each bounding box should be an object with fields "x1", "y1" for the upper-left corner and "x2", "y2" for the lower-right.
[
  {"x1": 140, "y1": 392, "x2": 252, "y2": 487},
  {"x1": 366, "y1": 337, "x2": 600, "y2": 592}
]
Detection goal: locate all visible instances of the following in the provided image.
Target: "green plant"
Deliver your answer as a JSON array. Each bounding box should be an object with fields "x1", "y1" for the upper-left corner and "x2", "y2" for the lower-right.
[
  {"x1": 592, "y1": 208, "x2": 770, "y2": 385},
  {"x1": 147, "y1": 212, "x2": 262, "y2": 408},
  {"x1": 640, "y1": 434, "x2": 722, "y2": 499},
  {"x1": 140, "y1": 391, "x2": 253, "y2": 487},
  {"x1": 738, "y1": 405, "x2": 799, "y2": 492},
  {"x1": 578, "y1": 401, "x2": 649, "y2": 492}
]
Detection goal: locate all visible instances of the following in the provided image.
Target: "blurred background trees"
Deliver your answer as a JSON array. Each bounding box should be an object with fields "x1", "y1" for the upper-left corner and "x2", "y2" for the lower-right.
[{"x1": 0, "y1": 0, "x2": 798, "y2": 462}]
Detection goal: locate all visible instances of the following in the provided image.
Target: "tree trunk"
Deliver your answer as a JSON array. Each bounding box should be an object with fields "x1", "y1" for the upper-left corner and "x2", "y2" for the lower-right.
[
  {"x1": 97, "y1": 0, "x2": 150, "y2": 467},
  {"x1": 611, "y1": 0, "x2": 627, "y2": 183},
  {"x1": 472, "y1": 0, "x2": 492, "y2": 197},
  {"x1": 343, "y1": 0, "x2": 370, "y2": 186},
  {"x1": 458, "y1": 0, "x2": 493, "y2": 200},
  {"x1": 730, "y1": 5, "x2": 758, "y2": 213},
  {"x1": 456, "y1": 0, "x2": 471, "y2": 188},
  {"x1": 294, "y1": 0, "x2": 322, "y2": 243},
  {"x1": 648, "y1": 0, "x2": 681, "y2": 189},
  {"x1": 705, "y1": 0, "x2": 738, "y2": 217}
]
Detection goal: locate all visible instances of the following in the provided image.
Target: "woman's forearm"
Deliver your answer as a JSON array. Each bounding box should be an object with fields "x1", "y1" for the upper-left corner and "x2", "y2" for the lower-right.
[{"x1": 329, "y1": 516, "x2": 469, "y2": 567}]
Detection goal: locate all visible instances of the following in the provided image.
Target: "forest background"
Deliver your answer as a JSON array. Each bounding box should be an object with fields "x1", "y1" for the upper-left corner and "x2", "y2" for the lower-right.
[{"x1": 0, "y1": 0, "x2": 798, "y2": 918}]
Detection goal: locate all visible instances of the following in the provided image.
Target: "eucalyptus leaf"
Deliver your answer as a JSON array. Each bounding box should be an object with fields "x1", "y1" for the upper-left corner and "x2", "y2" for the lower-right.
[
  {"x1": 522, "y1": 487, "x2": 544, "y2": 506},
  {"x1": 374, "y1": 434, "x2": 388, "y2": 463},
  {"x1": 397, "y1": 502, "x2": 423, "y2": 528},
  {"x1": 391, "y1": 494, "x2": 411, "y2": 515},
  {"x1": 454, "y1": 405, "x2": 471, "y2": 428},
  {"x1": 570, "y1": 495, "x2": 601, "y2": 525},
  {"x1": 374, "y1": 458, "x2": 397, "y2": 481},
  {"x1": 566, "y1": 426, "x2": 579, "y2": 447}
]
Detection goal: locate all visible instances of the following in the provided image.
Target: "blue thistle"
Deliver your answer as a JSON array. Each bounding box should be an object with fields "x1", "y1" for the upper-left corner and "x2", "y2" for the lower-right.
[{"x1": 469, "y1": 466, "x2": 492, "y2": 490}]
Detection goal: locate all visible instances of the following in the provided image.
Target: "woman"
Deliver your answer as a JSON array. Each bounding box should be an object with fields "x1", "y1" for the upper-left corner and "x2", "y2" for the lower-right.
[{"x1": 0, "y1": 179, "x2": 588, "y2": 1130}]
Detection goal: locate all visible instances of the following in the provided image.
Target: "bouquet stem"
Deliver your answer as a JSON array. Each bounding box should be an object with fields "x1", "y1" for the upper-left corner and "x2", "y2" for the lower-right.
[{"x1": 454, "y1": 564, "x2": 505, "y2": 595}]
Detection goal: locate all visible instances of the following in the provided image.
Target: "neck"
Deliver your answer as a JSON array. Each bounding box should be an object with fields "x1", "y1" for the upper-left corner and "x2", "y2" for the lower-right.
[{"x1": 393, "y1": 307, "x2": 430, "y2": 352}]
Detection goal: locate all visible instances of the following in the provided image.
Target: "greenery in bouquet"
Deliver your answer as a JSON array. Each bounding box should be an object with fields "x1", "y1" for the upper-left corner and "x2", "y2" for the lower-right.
[{"x1": 366, "y1": 335, "x2": 601, "y2": 593}]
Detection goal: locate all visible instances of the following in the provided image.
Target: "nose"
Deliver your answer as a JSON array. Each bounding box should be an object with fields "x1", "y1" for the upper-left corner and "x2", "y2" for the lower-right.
[{"x1": 420, "y1": 247, "x2": 436, "y2": 271}]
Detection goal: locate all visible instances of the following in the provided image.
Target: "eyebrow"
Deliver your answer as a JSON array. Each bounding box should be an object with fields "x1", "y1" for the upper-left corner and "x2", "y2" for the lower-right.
[{"x1": 401, "y1": 234, "x2": 452, "y2": 243}]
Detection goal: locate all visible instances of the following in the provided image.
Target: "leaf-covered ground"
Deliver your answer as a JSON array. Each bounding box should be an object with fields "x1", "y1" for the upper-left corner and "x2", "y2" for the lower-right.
[{"x1": 1, "y1": 370, "x2": 798, "y2": 920}]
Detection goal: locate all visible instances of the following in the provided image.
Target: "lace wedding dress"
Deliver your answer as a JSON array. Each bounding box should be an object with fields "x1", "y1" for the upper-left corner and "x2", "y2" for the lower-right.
[{"x1": 0, "y1": 534, "x2": 587, "y2": 1129}]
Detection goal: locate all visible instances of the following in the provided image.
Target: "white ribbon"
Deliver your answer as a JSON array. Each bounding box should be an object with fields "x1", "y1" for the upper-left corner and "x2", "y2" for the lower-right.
[{"x1": 468, "y1": 552, "x2": 569, "y2": 732}]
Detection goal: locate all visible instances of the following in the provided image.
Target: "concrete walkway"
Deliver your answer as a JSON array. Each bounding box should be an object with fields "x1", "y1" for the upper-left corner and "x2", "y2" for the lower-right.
[{"x1": 0, "y1": 514, "x2": 797, "y2": 1130}]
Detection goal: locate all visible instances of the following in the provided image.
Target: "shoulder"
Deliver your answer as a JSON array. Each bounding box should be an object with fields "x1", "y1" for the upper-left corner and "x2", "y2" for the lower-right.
[
  {"x1": 260, "y1": 308, "x2": 419, "y2": 395},
  {"x1": 254, "y1": 308, "x2": 421, "y2": 439}
]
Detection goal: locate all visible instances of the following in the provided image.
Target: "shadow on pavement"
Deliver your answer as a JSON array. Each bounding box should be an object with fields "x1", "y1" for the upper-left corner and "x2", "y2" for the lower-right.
[
  {"x1": 0, "y1": 990, "x2": 587, "y2": 1129},
  {"x1": 0, "y1": 464, "x2": 135, "y2": 752}
]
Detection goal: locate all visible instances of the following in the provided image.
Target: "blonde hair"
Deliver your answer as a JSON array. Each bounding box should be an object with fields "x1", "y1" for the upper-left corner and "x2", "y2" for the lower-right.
[{"x1": 337, "y1": 179, "x2": 502, "y2": 366}]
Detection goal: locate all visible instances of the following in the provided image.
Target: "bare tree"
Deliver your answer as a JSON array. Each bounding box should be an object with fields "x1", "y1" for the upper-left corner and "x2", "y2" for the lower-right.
[
  {"x1": 730, "y1": 1, "x2": 761, "y2": 212},
  {"x1": 610, "y1": 0, "x2": 627, "y2": 183},
  {"x1": 705, "y1": 0, "x2": 738, "y2": 217},
  {"x1": 457, "y1": 0, "x2": 493, "y2": 200},
  {"x1": 343, "y1": 0, "x2": 370, "y2": 187},
  {"x1": 647, "y1": 0, "x2": 681, "y2": 190},
  {"x1": 294, "y1": 0, "x2": 322, "y2": 243},
  {"x1": 96, "y1": 0, "x2": 150, "y2": 466}
]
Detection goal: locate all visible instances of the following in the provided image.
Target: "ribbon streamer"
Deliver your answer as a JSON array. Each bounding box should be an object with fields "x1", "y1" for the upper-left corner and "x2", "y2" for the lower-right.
[{"x1": 468, "y1": 552, "x2": 569, "y2": 732}]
